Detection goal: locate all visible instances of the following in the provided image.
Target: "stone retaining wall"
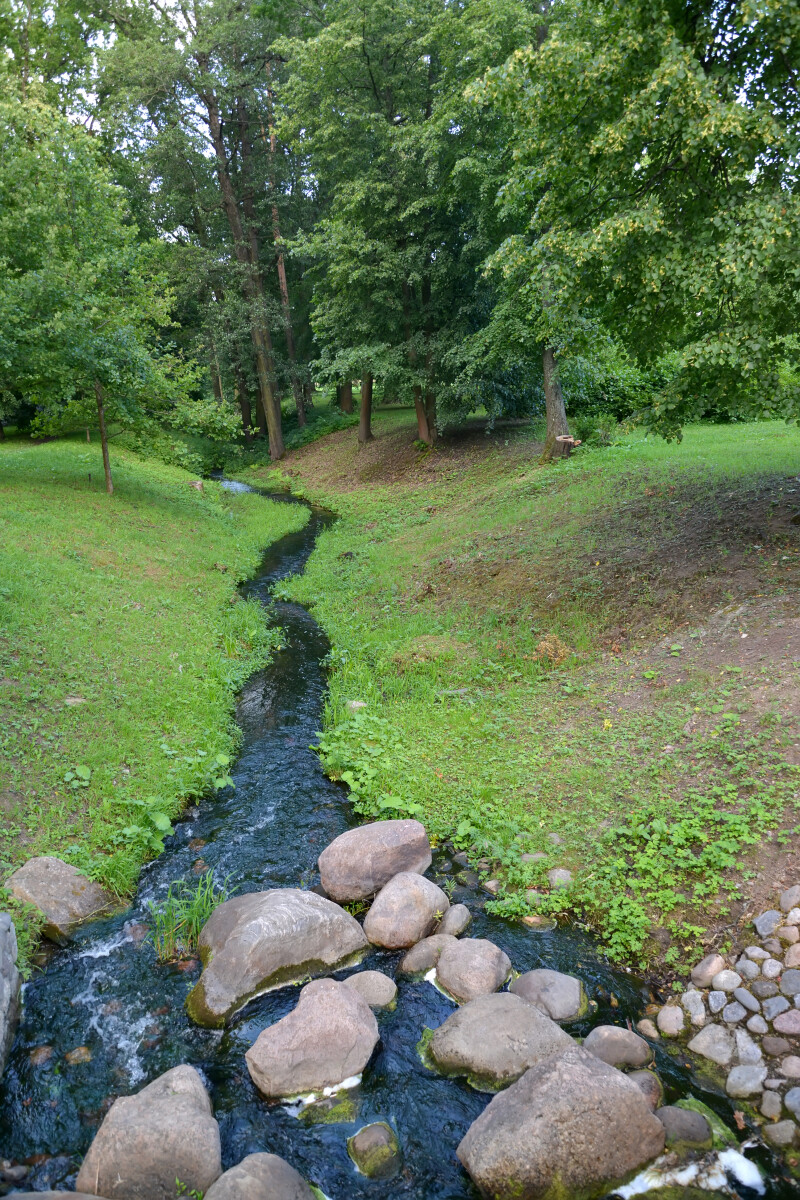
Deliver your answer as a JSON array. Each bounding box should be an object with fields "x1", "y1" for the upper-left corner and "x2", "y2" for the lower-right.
[{"x1": 0, "y1": 912, "x2": 21, "y2": 1079}]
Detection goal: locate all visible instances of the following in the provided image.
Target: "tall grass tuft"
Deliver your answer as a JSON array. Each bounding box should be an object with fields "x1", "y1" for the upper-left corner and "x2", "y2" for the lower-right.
[{"x1": 147, "y1": 872, "x2": 233, "y2": 962}]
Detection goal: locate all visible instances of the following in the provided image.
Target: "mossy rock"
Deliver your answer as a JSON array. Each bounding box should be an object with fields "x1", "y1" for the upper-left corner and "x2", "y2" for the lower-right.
[
  {"x1": 297, "y1": 1093, "x2": 358, "y2": 1126},
  {"x1": 674, "y1": 1097, "x2": 738, "y2": 1149},
  {"x1": 347, "y1": 1121, "x2": 401, "y2": 1179}
]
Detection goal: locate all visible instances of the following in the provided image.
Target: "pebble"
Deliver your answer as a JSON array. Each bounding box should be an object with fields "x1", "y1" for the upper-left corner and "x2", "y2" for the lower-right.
[
  {"x1": 708, "y1": 990, "x2": 727, "y2": 1014},
  {"x1": 764, "y1": 1078, "x2": 784, "y2": 1089},
  {"x1": 754, "y1": 910, "x2": 783, "y2": 938},
  {"x1": 681, "y1": 991, "x2": 706, "y2": 1027},
  {"x1": 786, "y1": 1087, "x2": 800, "y2": 1118},
  {"x1": 747, "y1": 1015, "x2": 769, "y2": 1035},
  {"x1": 764, "y1": 1036, "x2": 792, "y2": 1057},
  {"x1": 786, "y1": 907, "x2": 800, "y2": 926},
  {"x1": 764, "y1": 938, "x2": 783, "y2": 955},
  {"x1": 736, "y1": 959, "x2": 760, "y2": 981},
  {"x1": 712, "y1": 969, "x2": 742, "y2": 993},
  {"x1": 746, "y1": 946, "x2": 770, "y2": 961},
  {"x1": 780, "y1": 886, "x2": 800, "y2": 913},
  {"x1": 780, "y1": 1056, "x2": 800, "y2": 1078},
  {"x1": 762, "y1": 1091, "x2": 783, "y2": 1120},
  {"x1": 765, "y1": 1120, "x2": 797, "y2": 1148},
  {"x1": 636, "y1": 1018, "x2": 659, "y2": 1040},
  {"x1": 733, "y1": 987, "x2": 760, "y2": 1013},
  {"x1": 691, "y1": 953, "x2": 725, "y2": 988},
  {"x1": 726, "y1": 1064, "x2": 767, "y2": 1097},
  {"x1": 763, "y1": 958, "x2": 783, "y2": 980},
  {"x1": 780, "y1": 968, "x2": 800, "y2": 996},
  {"x1": 778, "y1": 926, "x2": 799, "y2": 944},
  {"x1": 764, "y1": 996, "x2": 791, "y2": 1021},
  {"x1": 775, "y1": 1010, "x2": 800, "y2": 1036},
  {"x1": 785, "y1": 944, "x2": 800, "y2": 969},
  {"x1": 752, "y1": 979, "x2": 779, "y2": 1000},
  {"x1": 722, "y1": 1002, "x2": 747, "y2": 1024},
  {"x1": 657, "y1": 1006, "x2": 684, "y2": 1036},
  {"x1": 735, "y1": 1029, "x2": 762, "y2": 1065}
]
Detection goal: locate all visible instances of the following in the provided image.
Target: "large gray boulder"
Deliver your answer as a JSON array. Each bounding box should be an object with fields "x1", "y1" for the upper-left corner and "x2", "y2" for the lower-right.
[
  {"x1": 318, "y1": 819, "x2": 431, "y2": 902},
  {"x1": 457, "y1": 1047, "x2": 665, "y2": 1200},
  {"x1": 363, "y1": 872, "x2": 449, "y2": 948},
  {"x1": 427, "y1": 992, "x2": 574, "y2": 1090},
  {"x1": 435, "y1": 938, "x2": 511, "y2": 1004},
  {"x1": 204, "y1": 1153, "x2": 315, "y2": 1199},
  {"x1": 245, "y1": 978, "x2": 379, "y2": 1098},
  {"x1": 75, "y1": 1065, "x2": 221, "y2": 1200},
  {"x1": 6, "y1": 857, "x2": 115, "y2": 945},
  {"x1": 510, "y1": 969, "x2": 588, "y2": 1023},
  {"x1": 0, "y1": 913, "x2": 21, "y2": 1080},
  {"x1": 186, "y1": 889, "x2": 368, "y2": 1027}
]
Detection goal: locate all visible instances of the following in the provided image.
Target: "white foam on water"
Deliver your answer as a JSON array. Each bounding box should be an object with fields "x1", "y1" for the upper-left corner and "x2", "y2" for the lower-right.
[
  {"x1": 719, "y1": 1148, "x2": 765, "y2": 1194},
  {"x1": 78, "y1": 931, "x2": 130, "y2": 960},
  {"x1": 614, "y1": 1146, "x2": 764, "y2": 1198},
  {"x1": 282, "y1": 1073, "x2": 362, "y2": 1117}
]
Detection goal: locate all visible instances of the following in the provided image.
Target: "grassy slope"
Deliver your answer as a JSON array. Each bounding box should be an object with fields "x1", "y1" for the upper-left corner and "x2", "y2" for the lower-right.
[
  {"x1": 248, "y1": 413, "x2": 800, "y2": 975},
  {"x1": 0, "y1": 438, "x2": 307, "y2": 961}
]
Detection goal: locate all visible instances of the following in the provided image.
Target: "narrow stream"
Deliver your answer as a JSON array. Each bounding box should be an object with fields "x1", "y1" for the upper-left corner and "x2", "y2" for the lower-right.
[{"x1": 0, "y1": 485, "x2": 793, "y2": 1197}]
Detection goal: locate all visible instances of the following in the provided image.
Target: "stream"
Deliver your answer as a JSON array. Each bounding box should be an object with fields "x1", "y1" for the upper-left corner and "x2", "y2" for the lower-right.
[{"x1": 0, "y1": 483, "x2": 795, "y2": 1197}]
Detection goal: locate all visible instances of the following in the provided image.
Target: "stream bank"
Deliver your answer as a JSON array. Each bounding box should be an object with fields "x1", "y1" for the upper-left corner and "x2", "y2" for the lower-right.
[{"x1": 0, "y1": 484, "x2": 794, "y2": 1197}]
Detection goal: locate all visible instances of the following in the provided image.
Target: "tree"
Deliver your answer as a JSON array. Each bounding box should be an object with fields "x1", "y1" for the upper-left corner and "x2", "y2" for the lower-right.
[
  {"x1": 0, "y1": 96, "x2": 189, "y2": 491},
  {"x1": 479, "y1": 0, "x2": 800, "y2": 435}
]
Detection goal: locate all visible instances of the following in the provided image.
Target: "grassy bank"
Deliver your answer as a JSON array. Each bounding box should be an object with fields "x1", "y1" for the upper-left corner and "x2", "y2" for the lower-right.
[
  {"x1": 248, "y1": 414, "x2": 800, "y2": 975},
  {"x1": 0, "y1": 438, "x2": 307, "y2": 964}
]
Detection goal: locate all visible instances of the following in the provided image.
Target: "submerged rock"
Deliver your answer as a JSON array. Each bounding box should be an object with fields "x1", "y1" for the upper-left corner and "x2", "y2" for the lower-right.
[
  {"x1": 427, "y1": 992, "x2": 574, "y2": 1091},
  {"x1": 185, "y1": 888, "x2": 368, "y2": 1027},
  {"x1": 435, "y1": 938, "x2": 511, "y2": 1004},
  {"x1": 509, "y1": 968, "x2": 588, "y2": 1023},
  {"x1": 5, "y1": 857, "x2": 115, "y2": 945},
  {"x1": 457, "y1": 1047, "x2": 665, "y2": 1200},
  {"x1": 363, "y1": 872, "x2": 449, "y2": 948},
  {"x1": 347, "y1": 1122, "x2": 401, "y2": 1179},
  {"x1": 204, "y1": 1153, "x2": 315, "y2": 1199},
  {"x1": 318, "y1": 819, "x2": 431, "y2": 902},
  {"x1": 74, "y1": 1065, "x2": 221, "y2": 1200},
  {"x1": 245, "y1": 978, "x2": 378, "y2": 1099},
  {"x1": 582, "y1": 1025, "x2": 652, "y2": 1069}
]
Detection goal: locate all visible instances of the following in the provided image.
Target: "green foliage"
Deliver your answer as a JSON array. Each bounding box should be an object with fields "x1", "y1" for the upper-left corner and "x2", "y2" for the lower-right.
[{"x1": 148, "y1": 872, "x2": 233, "y2": 962}]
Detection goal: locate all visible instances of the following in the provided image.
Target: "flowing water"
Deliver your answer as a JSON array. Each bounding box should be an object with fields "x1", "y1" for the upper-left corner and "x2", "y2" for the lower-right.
[{"x1": 0, "y1": 484, "x2": 795, "y2": 1197}]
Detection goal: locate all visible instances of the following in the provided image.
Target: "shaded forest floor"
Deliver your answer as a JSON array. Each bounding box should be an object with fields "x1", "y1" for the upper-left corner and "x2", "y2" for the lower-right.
[{"x1": 248, "y1": 410, "x2": 800, "y2": 977}]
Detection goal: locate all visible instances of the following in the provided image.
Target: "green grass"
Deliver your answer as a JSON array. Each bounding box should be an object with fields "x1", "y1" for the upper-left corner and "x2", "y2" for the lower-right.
[
  {"x1": 0, "y1": 437, "x2": 307, "y2": 963},
  {"x1": 247, "y1": 416, "x2": 800, "y2": 971},
  {"x1": 147, "y1": 871, "x2": 233, "y2": 962}
]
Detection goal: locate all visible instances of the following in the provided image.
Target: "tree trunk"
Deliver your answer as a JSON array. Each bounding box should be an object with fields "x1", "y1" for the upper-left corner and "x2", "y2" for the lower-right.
[
  {"x1": 94, "y1": 381, "x2": 113, "y2": 495},
  {"x1": 339, "y1": 381, "x2": 354, "y2": 413},
  {"x1": 0, "y1": 423, "x2": 5, "y2": 440},
  {"x1": 233, "y1": 362, "x2": 253, "y2": 443},
  {"x1": 424, "y1": 391, "x2": 437, "y2": 446},
  {"x1": 540, "y1": 346, "x2": 570, "y2": 462},
  {"x1": 359, "y1": 374, "x2": 374, "y2": 443},
  {"x1": 199, "y1": 68, "x2": 284, "y2": 459},
  {"x1": 303, "y1": 380, "x2": 315, "y2": 411},
  {"x1": 209, "y1": 342, "x2": 224, "y2": 405},
  {"x1": 413, "y1": 385, "x2": 431, "y2": 444}
]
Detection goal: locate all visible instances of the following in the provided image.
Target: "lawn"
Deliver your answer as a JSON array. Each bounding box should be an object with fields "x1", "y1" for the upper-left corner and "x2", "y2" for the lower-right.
[
  {"x1": 248, "y1": 413, "x2": 800, "y2": 977},
  {"x1": 0, "y1": 437, "x2": 307, "y2": 965}
]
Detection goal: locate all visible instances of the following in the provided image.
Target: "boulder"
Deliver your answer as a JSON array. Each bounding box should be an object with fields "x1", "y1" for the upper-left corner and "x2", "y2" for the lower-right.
[
  {"x1": 185, "y1": 889, "x2": 368, "y2": 1027},
  {"x1": 687, "y1": 1023, "x2": 734, "y2": 1067},
  {"x1": 656, "y1": 1105, "x2": 712, "y2": 1150},
  {"x1": 0, "y1": 912, "x2": 21, "y2": 1080},
  {"x1": 75, "y1": 1065, "x2": 221, "y2": 1200},
  {"x1": 629, "y1": 1070, "x2": 663, "y2": 1111},
  {"x1": 457, "y1": 1047, "x2": 665, "y2": 1200},
  {"x1": 204, "y1": 1154, "x2": 315, "y2": 1200},
  {"x1": 343, "y1": 970, "x2": 397, "y2": 1010},
  {"x1": 318, "y1": 819, "x2": 431, "y2": 902},
  {"x1": 435, "y1": 938, "x2": 511, "y2": 1004},
  {"x1": 427, "y1": 992, "x2": 574, "y2": 1091},
  {"x1": 509, "y1": 969, "x2": 588, "y2": 1023},
  {"x1": 347, "y1": 1122, "x2": 401, "y2": 1180},
  {"x1": 582, "y1": 1025, "x2": 652, "y2": 1069},
  {"x1": 363, "y1": 873, "x2": 449, "y2": 949},
  {"x1": 6, "y1": 857, "x2": 114, "y2": 945},
  {"x1": 399, "y1": 933, "x2": 457, "y2": 976},
  {"x1": 245, "y1": 978, "x2": 378, "y2": 1098},
  {"x1": 437, "y1": 903, "x2": 472, "y2": 937}
]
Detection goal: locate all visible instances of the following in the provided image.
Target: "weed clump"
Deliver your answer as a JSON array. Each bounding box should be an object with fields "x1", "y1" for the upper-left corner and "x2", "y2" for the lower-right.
[{"x1": 147, "y1": 872, "x2": 233, "y2": 962}]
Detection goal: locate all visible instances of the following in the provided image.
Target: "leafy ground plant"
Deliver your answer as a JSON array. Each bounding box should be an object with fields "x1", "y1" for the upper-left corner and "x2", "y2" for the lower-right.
[{"x1": 148, "y1": 872, "x2": 233, "y2": 962}]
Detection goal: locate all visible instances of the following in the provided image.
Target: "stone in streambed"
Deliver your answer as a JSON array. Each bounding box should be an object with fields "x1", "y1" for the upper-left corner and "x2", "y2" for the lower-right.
[
  {"x1": 6, "y1": 856, "x2": 115, "y2": 945},
  {"x1": 399, "y1": 934, "x2": 456, "y2": 976},
  {"x1": 457, "y1": 1047, "x2": 665, "y2": 1200},
  {"x1": 765, "y1": 1121, "x2": 797, "y2": 1148},
  {"x1": 343, "y1": 970, "x2": 397, "y2": 1011},
  {"x1": 582, "y1": 1025, "x2": 652, "y2": 1069},
  {"x1": 426, "y1": 992, "x2": 574, "y2": 1091},
  {"x1": 363, "y1": 872, "x2": 449, "y2": 949},
  {"x1": 437, "y1": 903, "x2": 471, "y2": 937},
  {"x1": 204, "y1": 1153, "x2": 315, "y2": 1199},
  {"x1": 318, "y1": 819, "x2": 431, "y2": 902},
  {"x1": 0, "y1": 912, "x2": 21, "y2": 1081},
  {"x1": 629, "y1": 1069, "x2": 664, "y2": 1111},
  {"x1": 75, "y1": 1065, "x2": 221, "y2": 1200},
  {"x1": 725, "y1": 1065, "x2": 767, "y2": 1097},
  {"x1": 688, "y1": 1023, "x2": 734, "y2": 1067},
  {"x1": 509, "y1": 968, "x2": 588, "y2": 1023},
  {"x1": 245, "y1": 978, "x2": 378, "y2": 1098},
  {"x1": 435, "y1": 938, "x2": 511, "y2": 1003},
  {"x1": 656, "y1": 1105, "x2": 712, "y2": 1151},
  {"x1": 186, "y1": 888, "x2": 368, "y2": 1027},
  {"x1": 656, "y1": 1006, "x2": 684, "y2": 1037},
  {"x1": 347, "y1": 1122, "x2": 401, "y2": 1180}
]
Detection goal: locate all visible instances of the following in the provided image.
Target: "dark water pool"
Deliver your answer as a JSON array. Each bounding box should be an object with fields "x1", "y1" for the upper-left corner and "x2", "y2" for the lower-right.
[{"x1": 0, "y1": 485, "x2": 796, "y2": 1197}]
